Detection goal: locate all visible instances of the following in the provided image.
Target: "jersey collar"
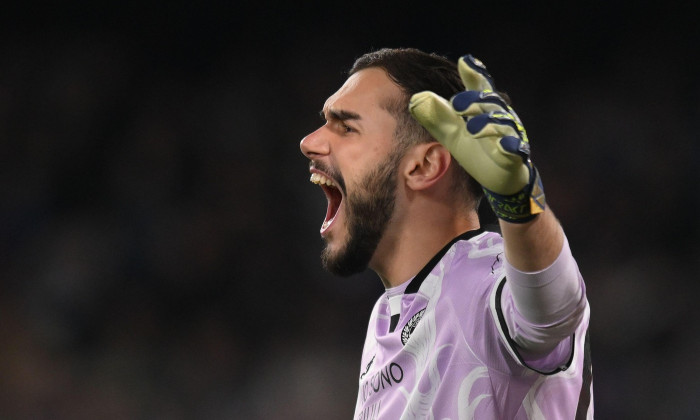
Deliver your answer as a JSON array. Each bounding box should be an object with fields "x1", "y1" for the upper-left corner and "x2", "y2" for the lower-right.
[{"x1": 404, "y1": 228, "x2": 485, "y2": 295}]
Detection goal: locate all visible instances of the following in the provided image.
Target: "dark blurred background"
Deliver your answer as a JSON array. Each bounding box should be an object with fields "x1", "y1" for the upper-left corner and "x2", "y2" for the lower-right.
[{"x1": 0, "y1": 1, "x2": 698, "y2": 418}]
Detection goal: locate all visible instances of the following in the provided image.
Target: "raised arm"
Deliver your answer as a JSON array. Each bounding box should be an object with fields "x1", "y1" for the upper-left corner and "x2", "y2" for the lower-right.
[
  {"x1": 408, "y1": 54, "x2": 564, "y2": 269},
  {"x1": 500, "y1": 207, "x2": 563, "y2": 271},
  {"x1": 409, "y1": 54, "x2": 586, "y2": 360}
]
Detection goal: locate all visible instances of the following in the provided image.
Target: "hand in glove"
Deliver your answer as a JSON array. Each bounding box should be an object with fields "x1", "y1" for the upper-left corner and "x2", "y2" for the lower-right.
[{"x1": 409, "y1": 55, "x2": 545, "y2": 223}]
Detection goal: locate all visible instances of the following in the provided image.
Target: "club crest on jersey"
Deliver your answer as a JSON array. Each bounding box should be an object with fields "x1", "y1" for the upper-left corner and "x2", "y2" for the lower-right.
[{"x1": 401, "y1": 308, "x2": 426, "y2": 345}]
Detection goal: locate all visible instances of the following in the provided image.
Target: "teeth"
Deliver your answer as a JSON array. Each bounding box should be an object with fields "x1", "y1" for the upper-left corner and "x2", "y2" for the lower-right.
[{"x1": 310, "y1": 173, "x2": 335, "y2": 187}]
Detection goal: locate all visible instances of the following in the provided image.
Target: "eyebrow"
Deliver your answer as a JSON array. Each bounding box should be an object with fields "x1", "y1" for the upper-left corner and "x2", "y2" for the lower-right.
[{"x1": 320, "y1": 108, "x2": 362, "y2": 122}]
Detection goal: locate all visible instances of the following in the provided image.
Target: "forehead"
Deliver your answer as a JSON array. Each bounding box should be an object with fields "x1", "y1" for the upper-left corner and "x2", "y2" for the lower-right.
[{"x1": 323, "y1": 67, "x2": 402, "y2": 114}]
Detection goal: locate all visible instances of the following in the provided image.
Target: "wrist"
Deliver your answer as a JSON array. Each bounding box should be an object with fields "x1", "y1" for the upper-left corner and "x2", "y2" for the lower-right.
[{"x1": 483, "y1": 162, "x2": 546, "y2": 223}]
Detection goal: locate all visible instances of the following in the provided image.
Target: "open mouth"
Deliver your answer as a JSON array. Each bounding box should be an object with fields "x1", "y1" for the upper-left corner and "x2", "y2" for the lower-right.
[{"x1": 309, "y1": 171, "x2": 344, "y2": 235}]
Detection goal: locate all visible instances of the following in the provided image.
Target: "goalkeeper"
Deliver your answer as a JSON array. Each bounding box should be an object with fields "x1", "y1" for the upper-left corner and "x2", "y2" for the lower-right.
[{"x1": 300, "y1": 48, "x2": 592, "y2": 419}]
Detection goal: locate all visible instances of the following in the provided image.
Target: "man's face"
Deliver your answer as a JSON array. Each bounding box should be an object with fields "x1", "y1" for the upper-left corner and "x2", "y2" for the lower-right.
[{"x1": 300, "y1": 68, "x2": 404, "y2": 276}]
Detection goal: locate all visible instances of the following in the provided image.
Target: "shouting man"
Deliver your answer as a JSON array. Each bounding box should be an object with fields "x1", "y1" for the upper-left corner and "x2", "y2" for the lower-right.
[{"x1": 300, "y1": 48, "x2": 593, "y2": 419}]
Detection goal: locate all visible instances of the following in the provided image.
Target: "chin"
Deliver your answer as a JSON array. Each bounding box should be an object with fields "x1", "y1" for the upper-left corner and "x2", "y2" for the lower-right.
[
  {"x1": 324, "y1": 240, "x2": 379, "y2": 277},
  {"x1": 321, "y1": 242, "x2": 371, "y2": 277}
]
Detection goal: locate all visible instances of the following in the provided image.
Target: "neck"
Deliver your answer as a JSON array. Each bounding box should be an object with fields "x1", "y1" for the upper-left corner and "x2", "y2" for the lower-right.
[{"x1": 369, "y1": 202, "x2": 480, "y2": 288}]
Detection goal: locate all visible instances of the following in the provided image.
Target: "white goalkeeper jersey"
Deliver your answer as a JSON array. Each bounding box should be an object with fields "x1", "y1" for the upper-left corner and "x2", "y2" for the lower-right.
[{"x1": 354, "y1": 229, "x2": 593, "y2": 419}]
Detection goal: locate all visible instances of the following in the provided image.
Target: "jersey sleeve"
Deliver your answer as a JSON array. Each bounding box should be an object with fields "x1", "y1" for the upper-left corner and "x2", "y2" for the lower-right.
[{"x1": 492, "y1": 234, "x2": 588, "y2": 372}]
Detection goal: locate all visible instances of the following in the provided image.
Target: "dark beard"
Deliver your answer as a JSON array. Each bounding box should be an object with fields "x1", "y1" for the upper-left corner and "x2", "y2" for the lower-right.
[{"x1": 321, "y1": 150, "x2": 402, "y2": 277}]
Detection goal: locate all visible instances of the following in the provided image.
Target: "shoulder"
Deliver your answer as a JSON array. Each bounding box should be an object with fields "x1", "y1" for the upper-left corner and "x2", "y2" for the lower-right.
[
  {"x1": 449, "y1": 230, "x2": 505, "y2": 277},
  {"x1": 425, "y1": 230, "x2": 505, "y2": 307},
  {"x1": 455, "y1": 230, "x2": 503, "y2": 255}
]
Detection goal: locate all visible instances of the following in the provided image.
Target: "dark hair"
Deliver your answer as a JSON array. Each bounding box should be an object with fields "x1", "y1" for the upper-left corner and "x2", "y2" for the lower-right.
[{"x1": 349, "y1": 48, "x2": 484, "y2": 210}]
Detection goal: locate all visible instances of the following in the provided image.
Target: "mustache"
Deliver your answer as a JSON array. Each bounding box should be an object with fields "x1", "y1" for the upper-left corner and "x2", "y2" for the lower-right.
[{"x1": 309, "y1": 160, "x2": 346, "y2": 195}]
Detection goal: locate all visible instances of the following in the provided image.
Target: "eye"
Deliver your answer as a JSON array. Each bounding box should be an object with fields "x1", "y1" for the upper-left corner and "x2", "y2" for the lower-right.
[{"x1": 341, "y1": 122, "x2": 355, "y2": 133}]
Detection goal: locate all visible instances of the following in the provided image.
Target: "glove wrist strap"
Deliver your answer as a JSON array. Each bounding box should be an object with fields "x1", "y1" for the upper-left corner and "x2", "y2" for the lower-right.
[{"x1": 483, "y1": 163, "x2": 546, "y2": 223}]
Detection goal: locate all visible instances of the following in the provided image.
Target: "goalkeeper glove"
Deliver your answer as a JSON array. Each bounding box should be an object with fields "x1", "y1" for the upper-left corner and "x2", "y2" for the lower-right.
[{"x1": 409, "y1": 54, "x2": 545, "y2": 223}]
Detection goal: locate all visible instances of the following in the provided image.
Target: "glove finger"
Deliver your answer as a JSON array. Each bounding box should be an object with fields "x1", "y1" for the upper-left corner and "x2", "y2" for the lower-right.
[
  {"x1": 499, "y1": 136, "x2": 531, "y2": 162},
  {"x1": 409, "y1": 91, "x2": 466, "y2": 144},
  {"x1": 451, "y1": 90, "x2": 510, "y2": 117},
  {"x1": 458, "y1": 55, "x2": 496, "y2": 92},
  {"x1": 467, "y1": 111, "x2": 528, "y2": 143},
  {"x1": 467, "y1": 112, "x2": 521, "y2": 138}
]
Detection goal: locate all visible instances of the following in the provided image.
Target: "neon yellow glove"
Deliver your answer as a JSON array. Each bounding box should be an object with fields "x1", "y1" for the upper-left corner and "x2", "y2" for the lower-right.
[{"x1": 409, "y1": 55, "x2": 545, "y2": 223}]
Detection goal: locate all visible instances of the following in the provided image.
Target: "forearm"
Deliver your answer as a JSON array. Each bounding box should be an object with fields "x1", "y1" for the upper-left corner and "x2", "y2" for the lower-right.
[
  {"x1": 499, "y1": 207, "x2": 564, "y2": 272},
  {"x1": 502, "y1": 232, "x2": 586, "y2": 359}
]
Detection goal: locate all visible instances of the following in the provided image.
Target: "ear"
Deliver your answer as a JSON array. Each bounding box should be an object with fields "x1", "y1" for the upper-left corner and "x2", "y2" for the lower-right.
[{"x1": 403, "y1": 142, "x2": 452, "y2": 191}]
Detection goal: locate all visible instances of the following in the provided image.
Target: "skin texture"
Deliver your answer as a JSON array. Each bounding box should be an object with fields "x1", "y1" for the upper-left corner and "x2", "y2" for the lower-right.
[
  {"x1": 301, "y1": 67, "x2": 563, "y2": 287},
  {"x1": 500, "y1": 209, "x2": 564, "y2": 272}
]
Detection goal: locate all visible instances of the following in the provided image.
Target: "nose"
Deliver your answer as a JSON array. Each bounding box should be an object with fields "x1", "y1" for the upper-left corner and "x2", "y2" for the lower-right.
[{"x1": 300, "y1": 126, "x2": 329, "y2": 159}]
